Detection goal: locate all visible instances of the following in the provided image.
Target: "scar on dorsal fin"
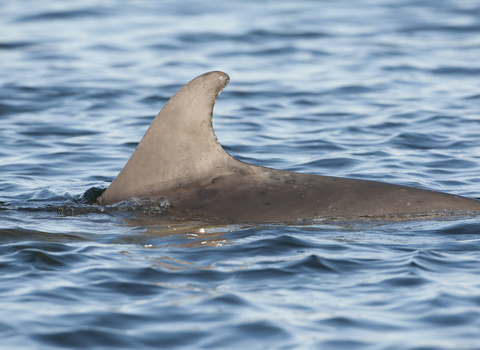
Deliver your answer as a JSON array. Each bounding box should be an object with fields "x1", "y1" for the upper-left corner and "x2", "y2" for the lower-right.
[{"x1": 99, "y1": 71, "x2": 233, "y2": 204}]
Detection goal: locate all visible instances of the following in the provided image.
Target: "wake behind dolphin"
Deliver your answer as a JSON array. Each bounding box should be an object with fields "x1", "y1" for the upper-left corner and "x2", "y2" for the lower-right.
[{"x1": 97, "y1": 71, "x2": 480, "y2": 222}]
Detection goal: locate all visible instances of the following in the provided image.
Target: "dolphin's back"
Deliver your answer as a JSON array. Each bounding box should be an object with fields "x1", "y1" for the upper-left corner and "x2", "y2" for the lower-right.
[{"x1": 99, "y1": 71, "x2": 480, "y2": 222}]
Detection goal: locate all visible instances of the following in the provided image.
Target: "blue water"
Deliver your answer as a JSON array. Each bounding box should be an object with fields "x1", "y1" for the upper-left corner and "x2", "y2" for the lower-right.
[{"x1": 2, "y1": 0, "x2": 480, "y2": 348}]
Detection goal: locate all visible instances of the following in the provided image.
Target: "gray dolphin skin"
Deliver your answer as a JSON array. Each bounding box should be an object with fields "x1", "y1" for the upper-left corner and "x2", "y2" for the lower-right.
[{"x1": 98, "y1": 71, "x2": 480, "y2": 222}]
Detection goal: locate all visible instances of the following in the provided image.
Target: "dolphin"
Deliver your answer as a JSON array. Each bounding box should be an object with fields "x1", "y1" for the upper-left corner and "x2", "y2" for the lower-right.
[{"x1": 97, "y1": 71, "x2": 480, "y2": 222}]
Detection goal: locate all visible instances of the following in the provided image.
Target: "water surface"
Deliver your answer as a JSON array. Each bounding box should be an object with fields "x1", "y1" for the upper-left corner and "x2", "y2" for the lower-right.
[{"x1": 1, "y1": 0, "x2": 480, "y2": 349}]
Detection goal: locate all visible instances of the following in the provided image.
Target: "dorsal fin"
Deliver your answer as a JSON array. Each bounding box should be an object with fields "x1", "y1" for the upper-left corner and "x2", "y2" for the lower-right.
[{"x1": 100, "y1": 71, "x2": 231, "y2": 204}]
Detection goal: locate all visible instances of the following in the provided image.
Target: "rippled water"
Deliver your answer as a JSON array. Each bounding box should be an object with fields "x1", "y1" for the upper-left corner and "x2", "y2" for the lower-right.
[{"x1": 2, "y1": 0, "x2": 480, "y2": 348}]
